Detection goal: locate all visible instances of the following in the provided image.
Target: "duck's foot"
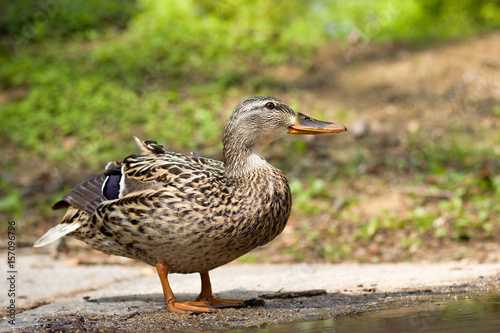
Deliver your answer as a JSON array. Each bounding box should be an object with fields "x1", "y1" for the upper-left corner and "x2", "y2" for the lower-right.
[
  {"x1": 196, "y1": 295, "x2": 246, "y2": 308},
  {"x1": 167, "y1": 301, "x2": 215, "y2": 314},
  {"x1": 156, "y1": 262, "x2": 216, "y2": 314},
  {"x1": 196, "y1": 271, "x2": 248, "y2": 308}
]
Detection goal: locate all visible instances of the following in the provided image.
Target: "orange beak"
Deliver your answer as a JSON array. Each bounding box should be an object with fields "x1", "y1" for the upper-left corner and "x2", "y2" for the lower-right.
[{"x1": 288, "y1": 113, "x2": 347, "y2": 134}]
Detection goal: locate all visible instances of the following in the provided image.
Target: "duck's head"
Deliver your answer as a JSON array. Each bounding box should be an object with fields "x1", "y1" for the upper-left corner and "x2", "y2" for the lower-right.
[{"x1": 223, "y1": 96, "x2": 347, "y2": 177}]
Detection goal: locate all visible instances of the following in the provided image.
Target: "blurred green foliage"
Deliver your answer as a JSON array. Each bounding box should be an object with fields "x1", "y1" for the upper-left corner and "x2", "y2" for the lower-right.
[
  {"x1": 326, "y1": 0, "x2": 500, "y2": 41},
  {"x1": 1, "y1": 0, "x2": 138, "y2": 44},
  {"x1": 0, "y1": 0, "x2": 499, "y2": 257},
  {"x1": 2, "y1": 0, "x2": 498, "y2": 165},
  {"x1": 0, "y1": 0, "x2": 331, "y2": 167}
]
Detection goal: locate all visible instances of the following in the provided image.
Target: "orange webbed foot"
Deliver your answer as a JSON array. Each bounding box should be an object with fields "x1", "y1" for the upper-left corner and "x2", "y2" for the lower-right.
[
  {"x1": 197, "y1": 271, "x2": 247, "y2": 308},
  {"x1": 167, "y1": 301, "x2": 215, "y2": 314},
  {"x1": 196, "y1": 295, "x2": 246, "y2": 308},
  {"x1": 156, "y1": 262, "x2": 216, "y2": 314}
]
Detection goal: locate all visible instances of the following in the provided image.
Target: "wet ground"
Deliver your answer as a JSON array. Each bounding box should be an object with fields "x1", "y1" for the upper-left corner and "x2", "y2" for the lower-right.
[
  {"x1": 1, "y1": 254, "x2": 499, "y2": 332},
  {"x1": 235, "y1": 292, "x2": 500, "y2": 333}
]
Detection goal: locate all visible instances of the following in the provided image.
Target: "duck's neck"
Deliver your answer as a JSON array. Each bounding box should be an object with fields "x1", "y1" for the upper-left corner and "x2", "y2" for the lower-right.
[{"x1": 223, "y1": 139, "x2": 271, "y2": 180}]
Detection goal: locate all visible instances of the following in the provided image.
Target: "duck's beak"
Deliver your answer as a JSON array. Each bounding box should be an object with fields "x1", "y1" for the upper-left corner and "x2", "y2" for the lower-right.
[{"x1": 288, "y1": 113, "x2": 347, "y2": 135}]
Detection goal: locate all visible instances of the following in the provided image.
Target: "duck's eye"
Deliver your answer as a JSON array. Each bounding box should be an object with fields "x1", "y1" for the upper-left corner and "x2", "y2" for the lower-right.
[{"x1": 265, "y1": 102, "x2": 275, "y2": 110}]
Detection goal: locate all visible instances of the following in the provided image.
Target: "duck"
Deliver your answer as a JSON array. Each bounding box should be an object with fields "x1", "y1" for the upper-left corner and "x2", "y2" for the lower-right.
[{"x1": 34, "y1": 96, "x2": 347, "y2": 313}]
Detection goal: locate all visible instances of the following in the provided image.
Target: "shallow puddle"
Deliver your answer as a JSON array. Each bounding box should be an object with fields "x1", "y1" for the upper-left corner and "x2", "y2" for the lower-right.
[{"x1": 228, "y1": 294, "x2": 500, "y2": 332}]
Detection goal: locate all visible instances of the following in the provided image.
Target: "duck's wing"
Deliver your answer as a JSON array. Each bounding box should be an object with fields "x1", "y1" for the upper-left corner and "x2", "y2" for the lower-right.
[
  {"x1": 34, "y1": 137, "x2": 224, "y2": 248},
  {"x1": 121, "y1": 137, "x2": 224, "y2": 192},
  {"x1": 52, "y1": 137, "x2": 224, "y2": 213},
  {"x1": 51, "y1": 161, "x2": 122, "y2": 215}
]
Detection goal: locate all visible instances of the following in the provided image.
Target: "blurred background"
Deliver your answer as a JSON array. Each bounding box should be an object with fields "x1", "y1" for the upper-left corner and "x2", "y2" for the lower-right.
[{"x1": 1, "y1": 0, "x2": 499, "y2": 263}]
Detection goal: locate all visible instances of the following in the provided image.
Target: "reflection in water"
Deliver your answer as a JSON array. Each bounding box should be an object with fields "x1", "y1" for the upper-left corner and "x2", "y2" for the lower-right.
[{"x1": 228, "y1": 294, "x2": 500, "y2": 332}]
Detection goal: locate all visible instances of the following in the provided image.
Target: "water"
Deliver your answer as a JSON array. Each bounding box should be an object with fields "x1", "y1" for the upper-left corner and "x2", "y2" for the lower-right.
[{"x1": 228, "y1": 294, "x2": 500, "y2": 332}]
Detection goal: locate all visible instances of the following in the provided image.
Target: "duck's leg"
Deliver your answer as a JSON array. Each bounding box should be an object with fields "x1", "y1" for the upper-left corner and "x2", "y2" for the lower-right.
[
  {"x1": 196, "y1": 271, "x2": 246, "y2": 308},
  {"x1": 155, "y1": 262, "x2": 214, "y2": 313}
]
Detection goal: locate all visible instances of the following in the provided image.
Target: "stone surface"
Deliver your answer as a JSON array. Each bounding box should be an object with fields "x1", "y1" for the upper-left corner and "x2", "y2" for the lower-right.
[{"x1": 1, "y1": 254, "x2": 500, "y2": 332}]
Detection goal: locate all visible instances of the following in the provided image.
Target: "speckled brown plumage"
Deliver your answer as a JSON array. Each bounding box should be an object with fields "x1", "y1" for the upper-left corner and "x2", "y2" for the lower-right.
[
  {"x1": 65, "y1": 153, "x2": 291, "y2": 273},
  {"x1": 34, "y1": 96, "x2": 347, "y2": 313}
]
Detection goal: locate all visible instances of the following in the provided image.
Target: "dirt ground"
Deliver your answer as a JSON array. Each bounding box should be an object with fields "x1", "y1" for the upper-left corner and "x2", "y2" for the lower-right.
[{"x1": 17, "y1": 282, "x2": 500, "y2": 333}]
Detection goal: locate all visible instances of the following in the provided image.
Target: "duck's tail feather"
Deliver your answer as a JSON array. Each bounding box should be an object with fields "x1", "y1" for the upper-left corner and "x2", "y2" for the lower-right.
[
  {"x1": 52, "y1": 162, "x2": 122, "y2": 215},
  {"x1": 33, "y1": 222, "x2": 81, "y2": 247}
]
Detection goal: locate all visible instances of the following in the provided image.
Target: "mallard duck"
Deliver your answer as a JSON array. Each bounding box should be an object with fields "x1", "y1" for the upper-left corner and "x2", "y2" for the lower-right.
[{"x1": 34, "y1": 96, "x2": 346, "y2": 313}]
